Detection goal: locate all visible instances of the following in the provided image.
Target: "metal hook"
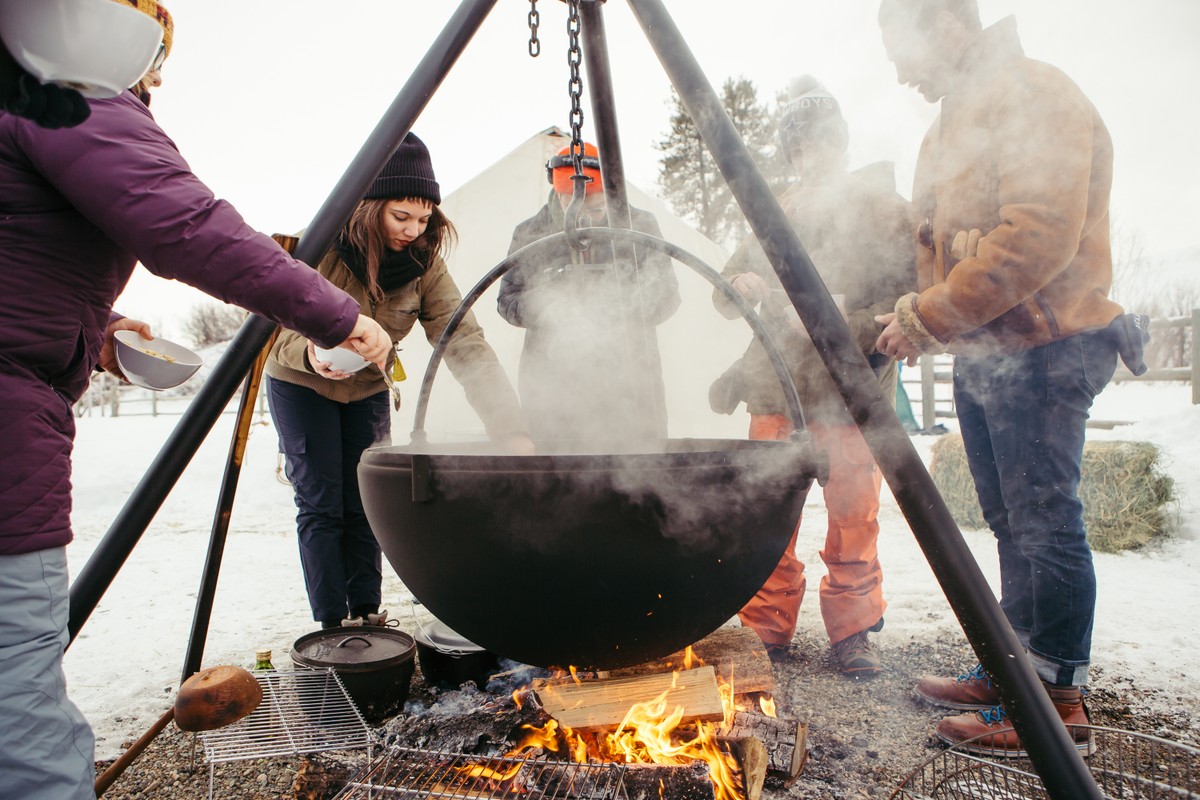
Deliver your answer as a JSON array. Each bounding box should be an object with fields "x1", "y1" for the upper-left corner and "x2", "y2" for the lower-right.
[{"x1": 564, "y1": 172, "x2": 592, "y2": 251}]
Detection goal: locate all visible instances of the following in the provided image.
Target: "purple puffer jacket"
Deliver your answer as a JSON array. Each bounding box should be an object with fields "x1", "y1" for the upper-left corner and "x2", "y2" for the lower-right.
[{"x1": 0, "y1": 91, "x2": 360, "y2": 555}]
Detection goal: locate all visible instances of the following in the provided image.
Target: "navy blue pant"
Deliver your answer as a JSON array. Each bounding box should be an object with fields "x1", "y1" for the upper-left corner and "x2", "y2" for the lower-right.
[
  {"x1": 267, "y1": 378, "x2": 391, "y2": 623},
  {"x1": 953, "y1": 331, "x2": 1117, "y2": 686}
]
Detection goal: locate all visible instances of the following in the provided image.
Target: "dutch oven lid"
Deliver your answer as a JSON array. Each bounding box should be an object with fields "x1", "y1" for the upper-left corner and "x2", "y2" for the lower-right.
[
  {"x1": 413, "y1": 619, "x2": 487, "y2": 656},
  {"x1": 292, "y1": 628, "x2": 415, "y2": 673}
]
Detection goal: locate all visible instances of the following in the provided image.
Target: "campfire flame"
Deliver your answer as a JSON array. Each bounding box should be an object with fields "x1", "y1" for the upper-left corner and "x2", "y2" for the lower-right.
[
  {"x1": 457, "y1": 762, "x2": 524, "y2": 782},
  {"x1": 510, "y1": 649, "x2": 755, "y2": 800}
]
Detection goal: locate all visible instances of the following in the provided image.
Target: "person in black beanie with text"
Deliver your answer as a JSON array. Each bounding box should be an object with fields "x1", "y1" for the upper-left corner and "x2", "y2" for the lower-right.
[{"x1": 266, "y1": 133, "x2": 533, "y2": 630}]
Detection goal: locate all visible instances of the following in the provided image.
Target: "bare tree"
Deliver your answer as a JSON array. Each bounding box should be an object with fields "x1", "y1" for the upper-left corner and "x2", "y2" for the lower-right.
[
  {"x1": 655, "y1": 77, "x2": 788, "y2": 249},
  {"x1": 182, "y1": 301, "x2": 246, "y2": 348},
  {"x1": 1109, "y1": 219, "x2": 1152, "y2": 310}
]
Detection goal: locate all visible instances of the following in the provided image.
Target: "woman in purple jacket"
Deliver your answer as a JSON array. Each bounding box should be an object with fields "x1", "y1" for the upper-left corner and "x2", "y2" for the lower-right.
[{"x1": 0, "y1": 67, "x2": 391, "y2": 800}]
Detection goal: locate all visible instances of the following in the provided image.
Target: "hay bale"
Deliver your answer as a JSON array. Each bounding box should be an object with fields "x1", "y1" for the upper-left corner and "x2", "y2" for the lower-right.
[
  {"x1": 929, "y1": 435, "x2": 986, "y2": 531},
  {"x1": 928, "y1": 435, "x2": 1176, "y2": 553},
  {"x1": 1080, "y1": 440, "x2": 1176, "y2": 552}
]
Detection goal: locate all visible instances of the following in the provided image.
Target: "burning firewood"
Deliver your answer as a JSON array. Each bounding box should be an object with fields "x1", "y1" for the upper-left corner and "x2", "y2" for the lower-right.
[
  {"x1": 600, "y1": 627, "x2": 776, "y2": 695},
  {"x1": 727, "y1": 737, "x2": 768, "y2": 800},
  {"x1": 717, "y1": 712, "x2": 807, "y2": 781},
  {"x1": 532, "y1": 666, "x2": 725, "y2": 732},
  {"x1": 622, "y1": 762, "x2": 718, "y2": 800}
]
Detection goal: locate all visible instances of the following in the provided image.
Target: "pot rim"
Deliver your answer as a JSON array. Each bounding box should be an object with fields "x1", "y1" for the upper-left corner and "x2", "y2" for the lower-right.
[{"x1": 413, "y1": 620, "x2": 491, "y2": 657}]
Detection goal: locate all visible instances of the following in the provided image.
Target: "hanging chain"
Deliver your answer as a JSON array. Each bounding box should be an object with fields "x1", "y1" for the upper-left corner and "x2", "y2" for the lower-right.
[
  {"x1": 566, "y1": 0, "x2": 585, "y2": 172},
  {"x1": 527, "y1": 0, "x2": 540, "y2": 57}
]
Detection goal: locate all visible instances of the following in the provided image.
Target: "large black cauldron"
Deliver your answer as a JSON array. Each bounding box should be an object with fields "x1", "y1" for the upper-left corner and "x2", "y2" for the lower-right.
[{"x1": 359, "y1": 438, "x2": 816, "y2": 670}]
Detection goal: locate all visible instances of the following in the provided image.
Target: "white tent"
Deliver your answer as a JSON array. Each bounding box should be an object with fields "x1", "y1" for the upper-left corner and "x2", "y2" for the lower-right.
[{"x1": 395, "y1": 127, "x2": 757, "y2": 442}]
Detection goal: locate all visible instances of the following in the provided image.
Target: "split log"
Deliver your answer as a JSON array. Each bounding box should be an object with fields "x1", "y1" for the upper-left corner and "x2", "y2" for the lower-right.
[
  {"x1": 717, "y1": 711, "x2": 807, "y2": 780},
  {"x1": 729, "y1": 736, "x2": 768, "y2": 800},
  {"x1": 533, "y1": 666, "x2": 724, "y2": 732},
  {"x1": 601, "y1": 627, "x2": 775, "y2": 695}
]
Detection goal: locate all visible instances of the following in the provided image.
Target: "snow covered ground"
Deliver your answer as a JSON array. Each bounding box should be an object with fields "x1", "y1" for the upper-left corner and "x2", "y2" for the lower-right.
[{"x1": 64, "y1": 381, "x2": 1198, "y2": 759}]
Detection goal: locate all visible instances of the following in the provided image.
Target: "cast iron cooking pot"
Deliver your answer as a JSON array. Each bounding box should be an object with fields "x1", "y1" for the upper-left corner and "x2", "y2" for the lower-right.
[
  {"x1": 414, "y1": 619, "x2": 500, "y2": 689},
  {"x1": 291, "y1": 627, "x2": 415, "y2": 723},
  {"x1": 359, "y1": 437, "x2": 816, "y2": 670}
]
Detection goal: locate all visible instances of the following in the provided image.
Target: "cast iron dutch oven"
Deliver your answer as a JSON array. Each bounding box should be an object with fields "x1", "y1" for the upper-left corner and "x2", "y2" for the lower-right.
[
  {"x1": 291, "y1": 627, "x2": 416, "y2": 723},
  {"x1": 414, "y1": 619, "x2": 500, "y2": 689}
]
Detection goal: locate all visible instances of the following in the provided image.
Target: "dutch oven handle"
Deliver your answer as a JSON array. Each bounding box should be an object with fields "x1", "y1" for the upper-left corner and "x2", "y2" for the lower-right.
[
  {"x1": 336, "y1": 635, "x2": 372, "y2": 649},
  {"x1": 410, "y1": 227, "x2": 808, "y2": 443}
]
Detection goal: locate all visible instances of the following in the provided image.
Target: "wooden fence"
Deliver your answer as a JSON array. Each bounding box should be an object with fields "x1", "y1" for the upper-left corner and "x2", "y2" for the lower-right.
[
  {"x1": 74, "y1": 372, "x2": 268, "y2": 418},
  {"x1": 902, "y1": 310, "x2": 1198, "y2": 431}
]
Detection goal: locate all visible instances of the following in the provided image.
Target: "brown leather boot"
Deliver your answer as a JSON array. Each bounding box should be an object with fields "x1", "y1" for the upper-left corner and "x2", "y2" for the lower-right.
[
  {"x1": 934, "y1": 683, "x2": 1095, "y2": 758},
  {"x1": 830, "y1": 630, "x2": 881, "y2": 678},
  {"x1": 915, "y1": 664, "x2": 1000, "y2": 710}
]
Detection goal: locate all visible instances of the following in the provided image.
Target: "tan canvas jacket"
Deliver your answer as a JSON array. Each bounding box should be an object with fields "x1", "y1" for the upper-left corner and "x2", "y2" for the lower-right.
[{"x1": 265, "y1": 249, "x2": 526, "y2": 438}]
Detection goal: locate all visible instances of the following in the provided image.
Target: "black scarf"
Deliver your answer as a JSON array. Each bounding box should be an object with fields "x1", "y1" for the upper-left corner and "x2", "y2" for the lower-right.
[{"x1": 334, "y1": 235, "x2": 428, "y2": 294}]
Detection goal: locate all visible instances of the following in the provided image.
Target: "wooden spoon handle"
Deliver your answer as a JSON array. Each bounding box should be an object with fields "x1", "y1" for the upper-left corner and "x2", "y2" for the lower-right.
[{"x1": 94, "y1": 706, "x2": 175, "y2": 797}]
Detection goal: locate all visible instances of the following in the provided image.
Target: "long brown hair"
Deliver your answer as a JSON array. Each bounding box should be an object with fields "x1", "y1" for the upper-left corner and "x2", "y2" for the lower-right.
[{"x1": 343, "y1": 198, "x2": 458, "y2": 301}]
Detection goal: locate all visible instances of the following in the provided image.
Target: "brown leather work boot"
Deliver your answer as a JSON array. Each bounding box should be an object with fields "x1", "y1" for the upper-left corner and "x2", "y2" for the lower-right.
[
  {"x1": 915, "y1": 663, "x2": 1000, "y2": 710},
  {"x1": 830, "y1": 630, "x2": 881, "y2": 678},
  {"x1": 934, "y1": 683, "x2": 1095, "y2": 758}
]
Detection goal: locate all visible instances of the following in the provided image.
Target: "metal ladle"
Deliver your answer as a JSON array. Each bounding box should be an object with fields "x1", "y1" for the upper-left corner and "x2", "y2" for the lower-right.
[{"x1": 378, "y1": 362, "x2": 403, "y2": 411}]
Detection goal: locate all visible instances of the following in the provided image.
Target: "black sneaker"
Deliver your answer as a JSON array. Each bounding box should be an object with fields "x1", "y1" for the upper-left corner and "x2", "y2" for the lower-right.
[{"x1": 831, "y1": 630, "x2": 881, "y2": 678}]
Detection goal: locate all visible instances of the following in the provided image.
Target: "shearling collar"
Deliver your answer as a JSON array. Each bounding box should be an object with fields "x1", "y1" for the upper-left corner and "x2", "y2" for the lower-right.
[{"x1": 958, "y1": 16, "x2": 1024, "y2": 90}]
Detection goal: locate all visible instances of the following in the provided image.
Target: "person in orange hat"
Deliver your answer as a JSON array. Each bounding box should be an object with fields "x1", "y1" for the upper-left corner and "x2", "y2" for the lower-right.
[
  {"x1": 497, "y1": 142, "x2": 681, "y2": 445},
  {"x1": 111, "y1": 0, "x2": 172, "y2": 103}
]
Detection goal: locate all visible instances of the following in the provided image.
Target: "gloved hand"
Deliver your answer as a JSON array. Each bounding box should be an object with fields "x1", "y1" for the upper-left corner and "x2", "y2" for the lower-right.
[
  {"x1": 708, "y1": 359, "x2": 747, "y2": 415},
  {"x1": 950, "y1": 228, "x2": 982, "y2": 263},
  {"x1": 0, "y1": 42, "x2": 90, "y2": 129},
  {"x1": 1107, "y1": 313, "x2": 1151, "y2": 376}
]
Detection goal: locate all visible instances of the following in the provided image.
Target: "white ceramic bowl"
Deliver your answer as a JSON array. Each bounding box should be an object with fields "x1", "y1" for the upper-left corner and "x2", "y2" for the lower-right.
[
  {"x1": 113, "y1": 330, "x2": 202, "y2": 390},
  {"x1": 0, "y1": 0, "x2": 163, "y2": 99},
  {"x1": 314, "y1": 345, "x2": 370, "y2": 373}
]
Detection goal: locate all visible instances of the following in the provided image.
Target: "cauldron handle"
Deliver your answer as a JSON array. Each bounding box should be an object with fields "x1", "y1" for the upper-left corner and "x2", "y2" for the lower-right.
[{"x1": 410, "y1": 227, "x2": 807, "y2": 442}]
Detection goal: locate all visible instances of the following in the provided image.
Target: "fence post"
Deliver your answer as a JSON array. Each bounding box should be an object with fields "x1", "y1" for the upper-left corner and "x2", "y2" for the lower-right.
[
  {"x1": 109, "y1": 376, "x2": 120, "y2": 418},
  {"x1": 1192, "y1": 309, "x2": 1199, "y2": 406},
  {"x1": 920, "y1": 354, "x2": 937, "y2": 431}
]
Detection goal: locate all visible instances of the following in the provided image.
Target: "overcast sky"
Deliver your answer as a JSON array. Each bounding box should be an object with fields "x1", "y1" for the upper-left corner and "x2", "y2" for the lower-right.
[{"x1": 122, "y1": 0, "x2": 1200, "y2": 335}]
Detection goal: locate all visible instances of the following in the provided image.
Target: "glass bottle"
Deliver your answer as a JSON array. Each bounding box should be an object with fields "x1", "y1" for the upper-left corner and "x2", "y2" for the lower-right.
[{"x1": 254, "y1": 648, "x2": 274, "y2": 671}]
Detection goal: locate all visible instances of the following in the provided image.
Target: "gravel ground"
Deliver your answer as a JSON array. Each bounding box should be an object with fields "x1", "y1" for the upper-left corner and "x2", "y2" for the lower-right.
[{"x1": 94, "y1": 624, "x2": 1200, "y2": 800}]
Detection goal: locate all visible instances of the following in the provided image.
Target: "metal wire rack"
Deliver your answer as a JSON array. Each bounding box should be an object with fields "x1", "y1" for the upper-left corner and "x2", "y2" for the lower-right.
[
  {"x1": 199, "y1": 668, "x2": 376, "y2": 798},
  {"x1": 332, "y1": 746, "x2": 630, "y2": 800},
  {"x1": 891, "y1": 725, "x2": 1199, "y2": 799}
]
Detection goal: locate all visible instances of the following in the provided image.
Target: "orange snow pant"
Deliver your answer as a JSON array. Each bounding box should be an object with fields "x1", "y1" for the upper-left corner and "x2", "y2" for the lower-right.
[{"x1": 738, "y1": 415, "x2": 887, "y2": 647}]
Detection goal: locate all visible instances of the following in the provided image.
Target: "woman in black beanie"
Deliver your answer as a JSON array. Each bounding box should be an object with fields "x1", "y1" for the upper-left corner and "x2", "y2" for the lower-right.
[{"x1": 265, "y1": 132, "x2": 533, "y2": 630}]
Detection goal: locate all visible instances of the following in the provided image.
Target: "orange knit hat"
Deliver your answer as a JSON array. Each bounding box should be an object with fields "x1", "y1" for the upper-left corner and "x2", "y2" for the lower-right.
[
  {"x1": 112, "y1": 0, "x2": 173, "y2": 58},
  {"x1": 546, "y1": 142, "x2": 603, "y2": 195}
]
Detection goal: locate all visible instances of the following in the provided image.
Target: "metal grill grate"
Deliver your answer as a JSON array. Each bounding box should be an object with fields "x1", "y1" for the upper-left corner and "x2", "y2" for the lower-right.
[
  {"x1": 892, "y1": 725, "x2": 1200, "y2": 799},
  {"x1": 333, "y1": 746, "x2": 629, "y2": 800},
  {"x1": 199, "y1": 669, "x2": 375, "y2": 798}
]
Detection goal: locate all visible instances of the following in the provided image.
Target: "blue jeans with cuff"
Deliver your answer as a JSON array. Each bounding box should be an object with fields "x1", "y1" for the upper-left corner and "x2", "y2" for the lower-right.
[{"x1": 953, "y1": 330, "x2": 1117, "y2": 687}]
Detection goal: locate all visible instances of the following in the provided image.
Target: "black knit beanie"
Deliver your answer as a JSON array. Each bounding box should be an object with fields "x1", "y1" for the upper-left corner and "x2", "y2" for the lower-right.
[{"x1": 364, "y1": 132, "x2": 441, "y2": 205}]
